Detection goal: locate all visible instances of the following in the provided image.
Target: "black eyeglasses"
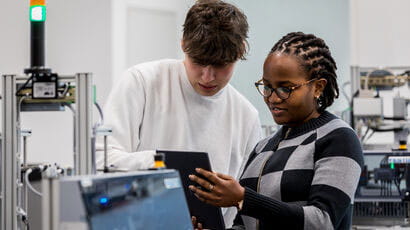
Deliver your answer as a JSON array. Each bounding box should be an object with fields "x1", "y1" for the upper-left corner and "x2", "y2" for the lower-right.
[{"x1": 254, "y1": 78, "x2": 317, "y2": 100}]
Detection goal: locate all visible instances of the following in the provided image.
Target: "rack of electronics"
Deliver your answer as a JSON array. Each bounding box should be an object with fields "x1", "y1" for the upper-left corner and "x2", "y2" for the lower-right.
[
  {"x1": 349, "y1": 66, "x2": 410, "y2": 226},
  {"x1": 354, "y1": 150, "x2": 410, "y2": 226}
]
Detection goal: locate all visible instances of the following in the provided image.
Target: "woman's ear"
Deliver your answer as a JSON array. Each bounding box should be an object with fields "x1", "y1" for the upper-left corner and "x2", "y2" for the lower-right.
[{"x1": 314, "y1": 78, "x2": 327, "y2": 97}]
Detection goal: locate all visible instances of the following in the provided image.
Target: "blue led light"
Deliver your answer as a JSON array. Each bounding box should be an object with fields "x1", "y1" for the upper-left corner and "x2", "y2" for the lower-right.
[
  {"x1": 124, "y1": 184, "x2": 131, "y2": 190},
  {"x1": 99, "y1": 197, "x2": 109, "y2": 205}
]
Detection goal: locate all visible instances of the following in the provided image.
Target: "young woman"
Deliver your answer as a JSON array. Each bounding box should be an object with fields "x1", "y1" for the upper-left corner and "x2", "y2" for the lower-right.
[{"x1": 189, "y1": 32, "x2": 363, "y2": 230}]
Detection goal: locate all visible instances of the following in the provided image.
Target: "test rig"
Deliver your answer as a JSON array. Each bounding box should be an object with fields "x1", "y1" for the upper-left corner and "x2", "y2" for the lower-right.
[
  {"x1": 349, "y1": 66, "x2": 410, "y2": 226},
  {"x1": 0, "y1": 1, "x2": 195, "y2": 229},
  {"x1": 0, "y1": 0, "x2": 95, "y2": 229}
]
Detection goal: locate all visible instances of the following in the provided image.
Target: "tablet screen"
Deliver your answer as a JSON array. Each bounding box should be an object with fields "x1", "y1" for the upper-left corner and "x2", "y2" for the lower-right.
[{"x1": 157, "y1": 150, "x2": 226, "y2": 230}]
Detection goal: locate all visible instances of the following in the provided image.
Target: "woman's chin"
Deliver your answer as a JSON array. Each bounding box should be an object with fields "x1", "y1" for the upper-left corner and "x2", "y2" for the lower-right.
[{"x1": 272, "y1": 117, "x2": 287, "y2": 126}]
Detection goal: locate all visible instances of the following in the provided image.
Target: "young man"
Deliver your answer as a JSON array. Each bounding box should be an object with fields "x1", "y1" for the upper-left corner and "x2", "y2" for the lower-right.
[{"x1": 96, "y1": 0, "x2": 261, "y2": 226}]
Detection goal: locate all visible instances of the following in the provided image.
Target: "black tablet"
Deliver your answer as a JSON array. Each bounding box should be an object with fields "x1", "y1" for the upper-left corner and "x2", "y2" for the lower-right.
[{"x1": 156, "y1": 150, "x2": 226, "y2": 230}]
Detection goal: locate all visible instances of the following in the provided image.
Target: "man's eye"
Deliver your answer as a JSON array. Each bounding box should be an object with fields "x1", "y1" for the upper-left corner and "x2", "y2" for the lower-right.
[
  {"x1": 213, "y1": 63, "x2": 229, "y2": 69},
  {"x1": 194, "y1": 63, "x2": 206, "y2": 67}
]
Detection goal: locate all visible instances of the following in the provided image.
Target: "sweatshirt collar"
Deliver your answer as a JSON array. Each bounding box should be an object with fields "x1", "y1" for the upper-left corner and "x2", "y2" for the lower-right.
[{"x1": 281, "y1": 111, "x2": 336, "y2": 139}]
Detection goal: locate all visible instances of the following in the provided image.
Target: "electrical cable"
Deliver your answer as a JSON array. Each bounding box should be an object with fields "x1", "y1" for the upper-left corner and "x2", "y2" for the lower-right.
[
  {"x1": 94, "y1": 102, "x2": 104, "y2": 126},
  {"x1": 17, "y1": 95, "x2": 27, "y2": 129},
  {"x1": 59, "y1": 83, "x2": 70, "y2": 98},
  {"x1": 361, "y1": 125, "x2": 371, "y2": 143},
  {"x1": 15, "y1": 75, "x2": 34, "y2": 96},
  {"x1": 363, "y1": 130, "x2": 375, "y2": 144},
  {"x1": 25, "y1": 168, "x2": 42, "y2": 197},
  {"x1": 340, "y1": 107, "x2": 352, "y2": 122},
  {"x1": 93, "y1": 102, "x2": 105, "y2": 173},
  {"x1": 23, "y1": 216, "x2": 30, "y2": 230},
  {"x1": 63, "y1": 103, "x2": 76, "y2": 174},
  {"x1": 341, "y1": 81, "x2": 351, "y2": 104},
  {"x1": 17, "y1": 207, "x2": 30, "y2": 230},
  {"x1": 398, "y1": 70, "x2": 410, "y2": 76},
  {"x1": 394, "y1": 179, "x2": 402, "y2": 196},
  {"x1": 63, "y1": 102, "x2": 75, "y2": 114},
  {"x1": 350, "y1": 90, "x2": 360, "y2": 128}
]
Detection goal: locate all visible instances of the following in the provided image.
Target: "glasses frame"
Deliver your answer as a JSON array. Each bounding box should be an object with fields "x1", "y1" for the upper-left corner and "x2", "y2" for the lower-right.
[{"x1": 254, "y1": 78, "x2": 317, "y2": 100}]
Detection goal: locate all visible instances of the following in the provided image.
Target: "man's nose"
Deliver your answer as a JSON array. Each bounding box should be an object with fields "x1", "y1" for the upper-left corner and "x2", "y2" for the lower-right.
[{"x1": 201, "y1": 66, "x2": 216, "y2": 82}]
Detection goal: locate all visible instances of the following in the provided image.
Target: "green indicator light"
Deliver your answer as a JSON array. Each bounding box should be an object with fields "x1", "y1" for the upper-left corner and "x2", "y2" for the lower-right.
[
  {"x1": 30, "y1": 5, "x2": 46, "y2": 22},
  {"x1": 390, "y1": 162, "x2": 395, "y2": 169}
]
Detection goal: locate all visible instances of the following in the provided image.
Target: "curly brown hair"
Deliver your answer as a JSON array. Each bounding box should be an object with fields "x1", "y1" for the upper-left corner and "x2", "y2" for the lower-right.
[{"x1": 182, "y1": 0, "x2": 248, "y2": 66}]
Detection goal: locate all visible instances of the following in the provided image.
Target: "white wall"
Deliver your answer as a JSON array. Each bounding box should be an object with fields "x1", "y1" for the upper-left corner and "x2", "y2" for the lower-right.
[
  {"x1": 111, "y1": 0, "x2": 193, "y2": 84},
  {"x1": 350, "y1": 0, "x2": 410, "y2": 67},
  {"x1": 231, "y1": 0, "x2": 351, "y2": 126},
  {"x1": 350, "y1": 0, "x2": 410, "y2": 146},
  {"x1": 1, "y1": 0, "x2": 112, "y2": 166},
  {"x1": 0, "y1": 0, "x2": 191, "y2": 167},
  {"x1": 1, "y1": 0, "x2": 29, "y2": 74}
]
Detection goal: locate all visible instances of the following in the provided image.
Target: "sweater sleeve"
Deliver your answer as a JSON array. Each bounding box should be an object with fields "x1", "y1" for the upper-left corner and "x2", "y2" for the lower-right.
[
  {"x1": 240, "y1": 187, "x2": 305, "y2": 229},
  {"x1": 239, "y1": 127, "x2": 363, "y2": 229},
  {"x1": 95, "y1": 69, "x2": 155, "y2": 171},
  {"x1": 305, "y1": 127, "x2": 363, "y2": 229}
]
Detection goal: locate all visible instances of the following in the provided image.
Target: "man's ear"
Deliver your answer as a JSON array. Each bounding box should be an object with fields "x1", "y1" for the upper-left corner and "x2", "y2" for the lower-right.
[
  {"x1": 314, "y1": 78, "x2": 327, "y2": 97},
  {"x1": 181, "y1": 39, "x2": 185, "y2": 51}
]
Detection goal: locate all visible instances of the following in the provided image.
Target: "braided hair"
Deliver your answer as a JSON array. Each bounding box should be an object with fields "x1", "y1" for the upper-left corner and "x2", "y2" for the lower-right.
[{"x1": 270, "y1": 32, "x2": 339, "y2": 112}]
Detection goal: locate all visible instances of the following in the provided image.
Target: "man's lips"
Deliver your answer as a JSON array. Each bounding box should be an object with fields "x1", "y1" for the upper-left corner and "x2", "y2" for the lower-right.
[{"x1": 199, "y1": 83, "x2": 217, "y2": 89}]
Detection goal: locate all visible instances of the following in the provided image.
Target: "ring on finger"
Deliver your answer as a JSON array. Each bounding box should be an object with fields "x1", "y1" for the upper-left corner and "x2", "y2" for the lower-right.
[{"x1": 209, "y1": 184, "x2": 214, "y2": 192}]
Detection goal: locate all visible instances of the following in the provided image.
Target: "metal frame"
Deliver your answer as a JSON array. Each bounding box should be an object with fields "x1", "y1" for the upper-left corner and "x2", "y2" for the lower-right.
[
  {"x1": 352, "y1": 66, "x2": 410, "y2": 227},
  {"x1": 350, "y1": 65, "x2": 410, "y2": 97},
  {"x1": 1, "y1": 75, "x2": 18, "y2": 230},
  {"x1": 41, "y1": 178, "x2": 59, "y2": 230},
  {"x1": 0, "y1": 73, "x2": 93, "y2": 230},
  {"x1": 350, "y1": 65, "x2": 410, "y2": 133},
  {"x1": 74, "y1": 73, "x2": 93, "y2": 175}
]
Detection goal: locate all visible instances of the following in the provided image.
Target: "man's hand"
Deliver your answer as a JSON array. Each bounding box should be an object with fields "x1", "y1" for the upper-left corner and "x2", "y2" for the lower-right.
[{"x1": 188, "y1": 168, "x2": 245, "y2": 207}]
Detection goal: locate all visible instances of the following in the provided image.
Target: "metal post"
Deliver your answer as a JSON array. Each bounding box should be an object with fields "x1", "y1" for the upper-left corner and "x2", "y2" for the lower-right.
[
  {"x1": 350, "y1": 66, "x2": 360, "y2": 98},
  {"x1": 74, "y1": 73, "x2": 93, "y2": 175},
  {"x1": 41, "y1": 178, "x2": 59, "y2": 230},
  {"x1": 41, "y1": 178, "x2": 50, "y2": 230},
  {"x1": 1, "y1": 74, "x2": 18, "y2": 230},
  {"x1": 104, "y1": 135, "x2": 108, "y2": 172},
  {"x1": 21, "y1": 129, "x2": 31, "y2": 227}
]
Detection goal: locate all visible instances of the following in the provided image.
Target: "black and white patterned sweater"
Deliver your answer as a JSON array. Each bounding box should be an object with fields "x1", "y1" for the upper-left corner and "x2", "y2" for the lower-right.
[{"x1": 232, "y1": 111, "x2": 363, "y2": 230}]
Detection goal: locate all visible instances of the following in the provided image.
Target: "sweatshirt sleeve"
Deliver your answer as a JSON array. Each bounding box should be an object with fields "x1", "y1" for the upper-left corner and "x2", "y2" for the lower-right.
[
  {"x1": 236, "y1": 116, "x2": 262, "y2": 179},
  {"x1": 239, "y1": 127, "x2": 363, "y2": 229},
  {"x1": 96, "y1": 69, "x2": 155, "y2": 171}
]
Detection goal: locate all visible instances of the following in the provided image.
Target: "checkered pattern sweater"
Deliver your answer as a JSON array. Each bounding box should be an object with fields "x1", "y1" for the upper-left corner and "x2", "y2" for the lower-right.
[{"x1": 232, "y1": 111, "x2": 363, "y2": 230}]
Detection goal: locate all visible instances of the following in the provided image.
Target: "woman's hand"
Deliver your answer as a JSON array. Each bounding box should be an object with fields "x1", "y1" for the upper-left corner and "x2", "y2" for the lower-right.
[
  {"x1": 191, "y1": 216, "x2": 203, "y2": 230},
  {"x1": 188, "y1": 168, "x2": 245, "y2": 207}
]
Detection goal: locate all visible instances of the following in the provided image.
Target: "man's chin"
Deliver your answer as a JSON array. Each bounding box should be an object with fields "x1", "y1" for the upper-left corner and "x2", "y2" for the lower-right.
[{"x1": 195, "y1": 87, "x2": 219, "y2": 96}]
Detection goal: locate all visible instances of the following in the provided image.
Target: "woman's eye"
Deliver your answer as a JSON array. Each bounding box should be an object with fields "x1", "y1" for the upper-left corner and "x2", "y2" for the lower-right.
[{"x1": 278, "y1": 87, "x2": 291, "y2": 93}]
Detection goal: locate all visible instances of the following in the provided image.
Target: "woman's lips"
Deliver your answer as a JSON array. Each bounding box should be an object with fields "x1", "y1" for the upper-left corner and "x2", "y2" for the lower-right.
[{"x1": 270, "y1": 106, "x2": 287, "y2": 116}]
